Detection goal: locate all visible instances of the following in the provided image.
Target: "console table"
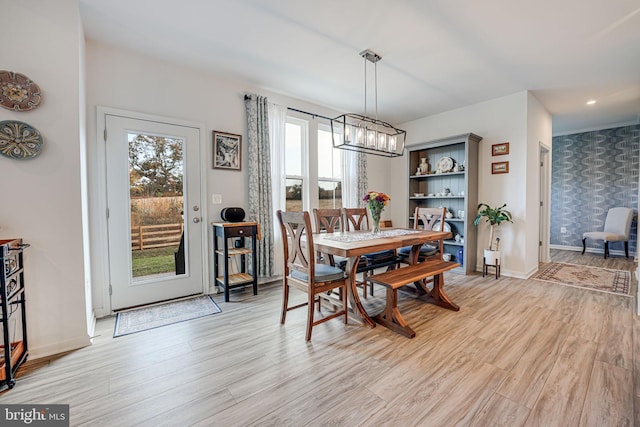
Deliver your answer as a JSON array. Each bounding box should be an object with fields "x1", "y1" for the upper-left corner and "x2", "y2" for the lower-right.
[{"x1": 212, "y1": 222, "x2": 260, "y2": 302}]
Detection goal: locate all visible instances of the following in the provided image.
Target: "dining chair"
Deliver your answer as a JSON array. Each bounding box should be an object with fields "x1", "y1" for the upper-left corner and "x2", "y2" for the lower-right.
[
  {"x1": 341, "y1": 208, "x2": 369, "y2": 231},
  {"x1": 277, "y1": 210, "x2": 348, "y2": 342},
  {"x1": 313, "y1": 208, "x2": 368, "y2": 298},
  {"x1": 341, "y1": 207, "x2": 399, "y2": 297},
  {"x1": 398, "y1": 207, "x2": 447, "y2": 263},
  {"x1": 312, "y1": 208, "x2": 343, "y2": 266},
  {"x1": 582, "y1": 207, "x2": 634, "y2": 259}
]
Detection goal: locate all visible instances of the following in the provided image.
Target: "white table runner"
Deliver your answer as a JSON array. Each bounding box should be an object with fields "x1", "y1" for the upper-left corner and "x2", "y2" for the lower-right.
[{"x1": 321, "y1": 229, "x2": 422, "y2": 243}]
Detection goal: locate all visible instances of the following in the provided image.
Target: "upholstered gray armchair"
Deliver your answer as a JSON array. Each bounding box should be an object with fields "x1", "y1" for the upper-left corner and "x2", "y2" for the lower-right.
[{"x1": 582, "y1": 207, "x2": 634, "y2": 259}]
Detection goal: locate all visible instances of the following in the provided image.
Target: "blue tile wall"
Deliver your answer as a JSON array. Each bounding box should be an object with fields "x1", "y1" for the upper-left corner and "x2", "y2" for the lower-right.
[{"x1": 551, "y1": 125, "x2": 640, "y2": 255}]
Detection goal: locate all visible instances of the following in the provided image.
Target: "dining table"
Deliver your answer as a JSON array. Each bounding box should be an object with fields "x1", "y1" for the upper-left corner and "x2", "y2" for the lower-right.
[{"x1": 313, "y1": 227, "x2": 455, "y2": 328}]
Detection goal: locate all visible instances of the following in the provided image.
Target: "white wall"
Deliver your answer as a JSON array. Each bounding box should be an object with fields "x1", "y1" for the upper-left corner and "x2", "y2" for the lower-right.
[
  {"x1": 391, "y1": 91, "x2": 551, "y2": 278},
  {"x1": 0, "y1": 0, "x2": 91, "y2": 357}
]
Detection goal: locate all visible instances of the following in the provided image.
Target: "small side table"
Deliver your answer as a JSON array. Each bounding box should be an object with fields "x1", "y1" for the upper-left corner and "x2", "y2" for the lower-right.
[
  {"x1": 482, "y1": 258, "x2": 500, "y2": 279},
  {"x1": 212, "y1": 222, "x2": 261, "y2": 302}
]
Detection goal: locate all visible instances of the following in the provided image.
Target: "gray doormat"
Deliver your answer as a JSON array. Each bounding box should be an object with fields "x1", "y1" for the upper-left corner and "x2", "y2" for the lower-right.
[{"x1": 114, "y1": 295, "x2": 222, "y2": 337}]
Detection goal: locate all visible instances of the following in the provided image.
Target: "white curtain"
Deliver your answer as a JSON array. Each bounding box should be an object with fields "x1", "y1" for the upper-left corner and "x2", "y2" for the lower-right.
[
  {"x1": 269, "y1": 102, "x2": 287, "y2": 278},
  {"x1": 342, "y1": 150, "x2": 368, "y2": 208}
]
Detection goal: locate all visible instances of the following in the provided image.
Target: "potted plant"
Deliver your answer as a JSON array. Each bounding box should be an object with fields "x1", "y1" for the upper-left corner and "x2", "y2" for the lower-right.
[{"x1": 474, "y1": 203, "x2": 513, "y2": 265}]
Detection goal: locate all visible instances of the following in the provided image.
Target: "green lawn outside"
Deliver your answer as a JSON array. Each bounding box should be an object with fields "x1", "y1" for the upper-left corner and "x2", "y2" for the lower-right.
[{"x1": 131, "y1": 246, "x2": 179, "y2": 277}]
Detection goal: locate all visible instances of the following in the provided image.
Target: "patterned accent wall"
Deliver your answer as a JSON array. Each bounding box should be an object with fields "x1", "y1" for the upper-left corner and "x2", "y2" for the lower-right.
[{"x1": 551, "y1": 125, "x2": 640, "y2": 255}]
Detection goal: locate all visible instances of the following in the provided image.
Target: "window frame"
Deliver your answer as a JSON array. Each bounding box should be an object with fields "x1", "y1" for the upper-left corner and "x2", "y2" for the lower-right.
[
  {"x1": 284, "y1": 117, "x2": 309, "y2": 211},
  {"x1": 317, "y1": 122, "x2": 343, "y2": 209},
  {"x1": 284, "y1": 115, "x2": 344, "y2": 213}
]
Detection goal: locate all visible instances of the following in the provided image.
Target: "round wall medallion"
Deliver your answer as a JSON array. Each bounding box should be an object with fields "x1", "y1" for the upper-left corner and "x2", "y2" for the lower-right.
[
  {"x1": 0, "y1": 70, "x2": 42, "y2": 111},
  {"x1": 0, "y1": 120, "x2": 44, "y2": 160}
]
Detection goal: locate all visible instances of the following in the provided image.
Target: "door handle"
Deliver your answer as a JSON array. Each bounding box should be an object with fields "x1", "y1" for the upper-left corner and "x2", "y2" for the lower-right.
[{"x1": 193, "y1": 217, "x2": 201, "y2": 223}]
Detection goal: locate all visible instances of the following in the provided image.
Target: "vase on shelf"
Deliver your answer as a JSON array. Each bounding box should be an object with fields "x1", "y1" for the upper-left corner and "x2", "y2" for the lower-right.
[{"x1": 419, "y1": 157, "x2": 430, "y2": 174}]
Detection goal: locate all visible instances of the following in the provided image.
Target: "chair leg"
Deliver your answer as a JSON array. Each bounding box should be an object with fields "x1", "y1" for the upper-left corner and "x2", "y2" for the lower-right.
[
  {"x1": 361, "y1": 271, "x2": 368, "y2": 299},
  {"x1": 342, "y1": 285, "x2": 348, "y2": 324},
  {"x1": 625, "y1": 241, "x2": 629, "y2": 258},
  {"x1": 582, "y1": 238, "x2": 587, "y2": 255},
  {"x1": 604, "y1": 241, "x2": 609, "y2": 259},
  {"x1": 281, "y1": 281, "x2": 289, "y2": 324},
  {"x1": 306, "y1": 291, "x2": 315, "y2": 342}
]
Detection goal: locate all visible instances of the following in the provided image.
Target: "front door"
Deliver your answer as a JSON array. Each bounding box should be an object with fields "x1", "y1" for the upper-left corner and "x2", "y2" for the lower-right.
[{"x1": 105, "y1": 113, "x2": 204, "y2": 310}]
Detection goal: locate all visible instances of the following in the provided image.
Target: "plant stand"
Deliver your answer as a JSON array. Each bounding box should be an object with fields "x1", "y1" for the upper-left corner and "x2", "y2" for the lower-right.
[{"x1": 482, "y1": 249, "x2": 501, "y2": 279}]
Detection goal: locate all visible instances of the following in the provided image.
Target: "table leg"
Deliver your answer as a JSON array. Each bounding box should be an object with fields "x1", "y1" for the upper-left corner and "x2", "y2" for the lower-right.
[
  {"x1": 409, "y1": 243, "x2": 428, "y2": 295},
  {"x1": 373, "y1": 288, "x2": 416, "y2": 338},
  {"x1": 346, "y1": 256, "x2": 376, "y2": 328},
  {"x1": 417, "y1": 273, "x2": 460, "y2": 311}
]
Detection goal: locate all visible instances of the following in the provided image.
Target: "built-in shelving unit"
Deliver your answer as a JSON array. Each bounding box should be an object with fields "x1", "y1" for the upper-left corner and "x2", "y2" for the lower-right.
[{"x1": 407, "y1": 133, "x2": 482, "y2": 274}]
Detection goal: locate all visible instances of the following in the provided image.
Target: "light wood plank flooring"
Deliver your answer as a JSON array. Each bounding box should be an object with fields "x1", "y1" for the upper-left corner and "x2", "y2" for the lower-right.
[{"x1": 2, "y1": 249, "x2": 638, "y2": 426}]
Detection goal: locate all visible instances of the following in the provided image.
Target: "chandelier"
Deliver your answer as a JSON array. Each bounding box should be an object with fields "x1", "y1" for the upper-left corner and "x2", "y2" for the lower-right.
[{"x1": 331, "y1": 49, "x2": 406, "y2": 158}]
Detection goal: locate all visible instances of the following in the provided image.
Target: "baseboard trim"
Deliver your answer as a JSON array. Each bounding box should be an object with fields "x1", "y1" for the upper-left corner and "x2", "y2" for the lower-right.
[
  {"x1": 550, "y1": 244, "x2": 634, "y2": 257},
  {"x1": 29, "y1": 334, "x2": 92, "y2": 360},
  {"x1": 472, "y1": 265, "x2": 530, "y2": 280}
]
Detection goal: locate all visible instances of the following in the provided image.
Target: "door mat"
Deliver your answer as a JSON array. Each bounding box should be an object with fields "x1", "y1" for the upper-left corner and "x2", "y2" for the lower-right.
[
  {"x1": 532, "y1": 262, "x2": 630, "y2": 296},
  {"x1": 114, "y1": 295, "x2": 222, "y2": 337}
]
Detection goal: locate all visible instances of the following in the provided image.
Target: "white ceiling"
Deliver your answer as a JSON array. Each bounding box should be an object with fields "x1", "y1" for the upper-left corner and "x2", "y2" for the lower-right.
[{"x1": 79, "y1": 0, "x2": 640, "y2": 134}]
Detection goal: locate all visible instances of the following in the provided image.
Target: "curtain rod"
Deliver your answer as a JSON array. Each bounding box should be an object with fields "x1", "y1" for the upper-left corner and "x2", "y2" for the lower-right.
[
  {"x1": 243, "y1": 94, "x2": 333, "y2": 121},
  {"x1": 286, "y1": 107, "x2": 333, "y2": 121}
]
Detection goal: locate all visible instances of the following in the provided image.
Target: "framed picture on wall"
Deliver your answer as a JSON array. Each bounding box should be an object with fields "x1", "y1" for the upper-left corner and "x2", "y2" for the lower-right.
[
  {"x1": 492, "y1": 161, "x2": 509, "y2": 174},
  {"x1": 492, "y1": 142, "x2": 509, "y2": 156},
  {"x1": 212, "y1": 131, "x2": 241, "y2": 170}
]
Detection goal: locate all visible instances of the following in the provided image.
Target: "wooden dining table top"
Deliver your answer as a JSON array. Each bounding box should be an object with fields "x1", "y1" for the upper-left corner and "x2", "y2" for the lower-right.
[{"x1": 312, "y1": 228, "x2": 452, "y2": 257}]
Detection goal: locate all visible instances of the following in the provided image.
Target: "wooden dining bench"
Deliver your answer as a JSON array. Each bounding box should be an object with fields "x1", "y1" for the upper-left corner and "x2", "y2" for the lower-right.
[{"x1": 367, "y1": 259, "x2": 460, "y2": 338}]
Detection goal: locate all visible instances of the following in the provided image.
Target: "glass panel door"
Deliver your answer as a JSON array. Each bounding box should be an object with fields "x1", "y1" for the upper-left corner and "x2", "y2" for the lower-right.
[{"x1": 105, "y1": 114, "x2": 203, "y2": 310}]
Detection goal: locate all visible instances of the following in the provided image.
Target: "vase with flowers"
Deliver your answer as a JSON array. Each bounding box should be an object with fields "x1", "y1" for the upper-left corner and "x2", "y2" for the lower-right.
[{"x1": 363, "y1": 190, "x2": 391, "y2": 234}]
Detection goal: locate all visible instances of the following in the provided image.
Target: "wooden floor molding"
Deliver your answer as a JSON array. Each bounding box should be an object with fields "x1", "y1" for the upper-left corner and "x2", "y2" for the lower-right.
[{"x1": 2, "y1": 250, "x2": 638, "y2": 426}]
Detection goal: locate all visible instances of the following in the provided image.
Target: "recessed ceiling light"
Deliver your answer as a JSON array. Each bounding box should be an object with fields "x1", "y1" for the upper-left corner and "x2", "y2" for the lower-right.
[{"x1": 586, "y1": 100, "x2": 597, "y2": 105}]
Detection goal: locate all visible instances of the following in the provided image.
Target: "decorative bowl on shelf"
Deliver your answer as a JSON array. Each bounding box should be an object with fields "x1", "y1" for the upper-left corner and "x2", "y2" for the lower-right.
[{"x1": 413, "y1": 193, "x2": 424, "y2": 197}]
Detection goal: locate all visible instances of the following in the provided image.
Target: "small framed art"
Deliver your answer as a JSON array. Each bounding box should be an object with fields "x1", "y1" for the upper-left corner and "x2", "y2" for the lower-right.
[
  {"x1": 492, "y1": 142, "x2": 509, "y2": 156},
  {"x1": 492, "y1": 161, "x2": 509, "y2": 174},
  {"x1": 212, "y1": 131, "x2": 241, "y2": 170}
]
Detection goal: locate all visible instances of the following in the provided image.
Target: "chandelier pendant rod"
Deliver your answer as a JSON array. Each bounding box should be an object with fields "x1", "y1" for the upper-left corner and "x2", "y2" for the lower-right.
[
  {"x1": 363, "y1": 53, "x2": 368, "y2": 123},
  {"x1": 374, "y1": 56, "x2": 378, "y2": 123}
]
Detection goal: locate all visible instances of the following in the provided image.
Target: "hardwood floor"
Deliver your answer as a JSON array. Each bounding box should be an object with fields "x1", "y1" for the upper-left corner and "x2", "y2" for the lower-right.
[{"x1": 2, "y1": 249, "x2": 638, "y2": 426}]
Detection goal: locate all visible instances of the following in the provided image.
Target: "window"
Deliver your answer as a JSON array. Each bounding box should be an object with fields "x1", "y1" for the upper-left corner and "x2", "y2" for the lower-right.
[
  {"x1": 317, "y1": 125, "x2": 342, "y2": 209},
  {"x1": 285, "y1": 119, "x2": 305, "y2": 212},
  {"x1": 284, "y1": 116, "x2": 343, "y2": 212}
]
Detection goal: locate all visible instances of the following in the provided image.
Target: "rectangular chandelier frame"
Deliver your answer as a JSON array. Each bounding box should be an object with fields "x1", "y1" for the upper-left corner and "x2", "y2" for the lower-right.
[{"x1": 331, "y1": 113, "x2": 406, "y2": 158}]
